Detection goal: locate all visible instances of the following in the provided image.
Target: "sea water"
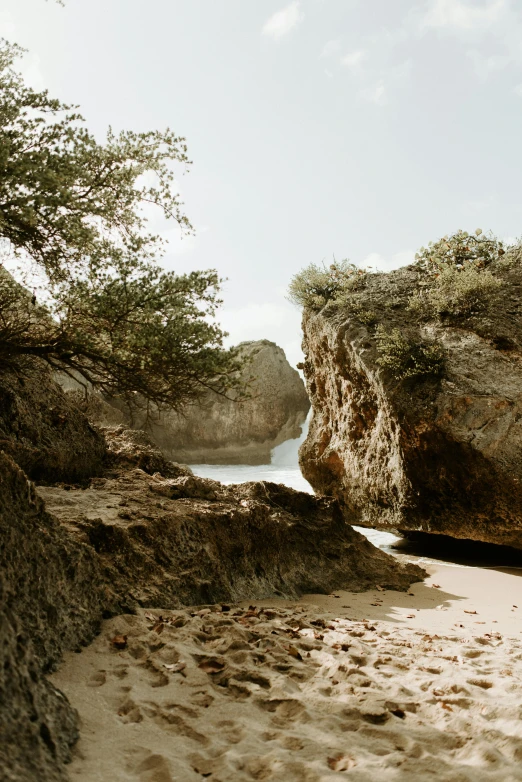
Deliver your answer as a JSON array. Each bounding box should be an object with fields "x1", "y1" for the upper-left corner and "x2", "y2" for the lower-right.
[
  {"x1": 191, "y1": 417, "x2": 520, "y2": 572},
  {"x1": 190, "y1": 414, "x2": 402, "y2": 557}
]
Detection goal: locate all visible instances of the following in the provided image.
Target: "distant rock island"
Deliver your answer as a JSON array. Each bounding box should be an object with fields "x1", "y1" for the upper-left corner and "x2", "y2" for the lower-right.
[
  {"x1": 151, "y1": 340, "x2": 310, "y2": 465},
  {"x1": 82, "y1": 339, "x2": 310, "y2": 465}
]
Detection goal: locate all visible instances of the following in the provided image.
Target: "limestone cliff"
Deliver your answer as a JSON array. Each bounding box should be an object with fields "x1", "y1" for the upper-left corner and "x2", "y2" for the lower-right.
[
  {"x1": 299, "y1": 256, "x2": 522, "y2": 549},
  {"x1": 143, "y1": 340, "x2": 310, "y2": 464}
]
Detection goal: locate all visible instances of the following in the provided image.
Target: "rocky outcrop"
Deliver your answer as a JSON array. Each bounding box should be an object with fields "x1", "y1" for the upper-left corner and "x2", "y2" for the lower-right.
[
  {"x1": 0, "y1": 452, "x2": 106, "y2": 782},
  {"x1": 299, "y1": 258, "x2": 522, "y2": 549},
  {"x1": 135, "y1": 340, "x2": 310, "y2": 465},
  {"x1": 39, "y1": 468, "x2": 424, "y2": 613},
  {"x1": 0, "y1": 359, "x2": 106, "y2": 483},
  {"x1": 103, "y1": 425, "x2": 192, "y2": 479}
]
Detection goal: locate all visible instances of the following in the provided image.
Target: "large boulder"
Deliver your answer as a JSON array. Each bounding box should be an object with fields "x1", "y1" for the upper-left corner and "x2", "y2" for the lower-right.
[
  {"x1": 299, "y1": 256, "x2": 522, "y2": 549},
  {"x1": 134, "y1": 340, "x2": 310, "y2": 465}
]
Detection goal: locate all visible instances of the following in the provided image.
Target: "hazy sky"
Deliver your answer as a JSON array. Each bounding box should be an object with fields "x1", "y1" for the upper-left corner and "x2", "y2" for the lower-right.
[{"x1": 2, "y1": 0, "x2": 522, "y2": 366}]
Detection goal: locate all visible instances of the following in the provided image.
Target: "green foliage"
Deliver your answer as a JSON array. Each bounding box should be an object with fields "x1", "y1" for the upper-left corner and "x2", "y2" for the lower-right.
[
  {"x1": 375, "y1": 326, "x2": 445, "y2": 381},
  {"x1": 341, "y1": 301, "x2": 377, "y2": 325},
  {"x1": 0, "y1": 40, "x2": 192, "y2": 283},
  {"x1": 414, "y1": 229, "x2": 506, "y2": 273},
  {"x1": 409, "y1": 264, "x2": 502, "y2": 319},
  {"x1": 411, "y1": 230, "x2": 504, "y2": 319},
  {"x1": 0, "y1": 39, "x2": 243, "y2": 410},
  {"x1": 288, "y1": 260, "x2": 367, "y2": 311}
]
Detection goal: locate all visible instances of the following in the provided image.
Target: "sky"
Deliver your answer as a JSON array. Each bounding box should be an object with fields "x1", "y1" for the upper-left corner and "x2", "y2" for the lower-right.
[{"x1": 2, "y1": 0, "x2": 522, "y2": 367}]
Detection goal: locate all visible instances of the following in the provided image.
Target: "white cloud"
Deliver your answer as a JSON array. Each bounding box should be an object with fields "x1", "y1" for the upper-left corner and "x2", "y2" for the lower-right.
[
  {"x1": 361, "y1": 79, "x2": 387, "y2": 105},
  {"x1": 359, "y1": 59, "x2": 412, "y2": 106},
  {"x1": 320, "y1": 39, "x2": 341, "y2": 58},
  {"x1": 262, "y1": 2, "x2": 302, "y2": 40},
  {"x1": 467, "y1": 49, "x2": 511, "y2": 77},
  {"x1": 420, "y1": 0, "x2": 507, "y2": 31},
  {"x1": 340, "y1": 49, "x2": 365, "y2": 69},
  {"x1": 515, "y1": 83, "x2": 522, "y2": 96},
  {"x1": 361, "y1": 250, "x2": 415, "y2": 273}
]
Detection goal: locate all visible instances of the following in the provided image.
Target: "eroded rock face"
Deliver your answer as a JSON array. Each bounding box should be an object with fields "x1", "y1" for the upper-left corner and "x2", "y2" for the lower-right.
[
  {"x1": 39, "y1": 469, "x2": 424, "y2": 612},
  {"x1": 0, "y1": 452, "x2": 105, "y2": 782},
  {"x1": 142, "y1": 340, "x2": 310, "y2": 465},
  {"x1": 0, "y1": 359, "x2": 106, "y2": 483},
  {"x1": 299, "y1": 261, "x2": 522, "y2": 549}
]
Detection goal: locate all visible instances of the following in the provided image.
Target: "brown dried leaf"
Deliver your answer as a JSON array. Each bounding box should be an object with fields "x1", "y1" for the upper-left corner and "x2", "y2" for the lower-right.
[
  {"x1": 152, "y1": 622, "x2": 165, "y2": 634},
  {"x1": 111, "y1": 635, "x2": 127, "y2": 650},
  {"x1": 327, "y1": 754, "x2": 356, "y2": 771},
  {"x1": 285, "y1": 645, "x2": 303, "y2": 661},
  {"x1": 464, "y1": 610, "x2": 478, "y2": 615}
]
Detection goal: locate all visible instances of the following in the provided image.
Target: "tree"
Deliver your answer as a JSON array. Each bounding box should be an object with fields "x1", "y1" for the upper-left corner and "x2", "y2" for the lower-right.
[{"x1": 0, "y1": 39, "x2": 243, "y2": 411}]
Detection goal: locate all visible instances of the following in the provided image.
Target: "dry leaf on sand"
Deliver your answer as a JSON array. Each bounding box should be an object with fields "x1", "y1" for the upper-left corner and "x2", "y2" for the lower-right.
[
  {"x1": 111, "y1": 635, "x2": 127, "y2": 650},
  {"x1": 327, "y1": 754, "x2": 356, "y2": 771}
]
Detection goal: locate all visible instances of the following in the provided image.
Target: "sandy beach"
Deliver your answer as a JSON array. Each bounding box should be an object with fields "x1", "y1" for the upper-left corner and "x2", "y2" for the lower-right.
[{"x1": 50, "y1": 560, "x2": 522, "y2": 782}]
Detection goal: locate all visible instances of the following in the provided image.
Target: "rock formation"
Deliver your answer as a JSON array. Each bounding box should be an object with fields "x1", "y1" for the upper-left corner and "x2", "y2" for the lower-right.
[
  {"x1": 0, "y1": 359, "x2": 106, "y2": 484},
  {"x1": 40, "y1": 463, "x2": 423, "y2": 613},
  {"x1": 0, "y1": 452, "x2": 106, "y2": 782},
  {"x1": 133, "y1": 340, "x2": 310, "y2": 465},
  {"x1": 299, "y1": 255, "x2": 522, "y2": 549},
  {"x1": 0, "y1": 374, "x2": 423, "y2": 781}
]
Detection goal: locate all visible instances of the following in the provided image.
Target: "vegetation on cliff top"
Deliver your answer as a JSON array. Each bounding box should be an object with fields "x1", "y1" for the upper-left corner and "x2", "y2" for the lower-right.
[
  {"x1": 289, "y1": 229, "x2": 521, "y2": 381},
  {"x1": 409, "y1": 230, "x2": 505, "y2": 320},
  {"x1": 289, "y1": 230, "x2": 514, "y2": 316},
  {"x1": 0, "y1": 39, "x2": 242, "y2": 412}
]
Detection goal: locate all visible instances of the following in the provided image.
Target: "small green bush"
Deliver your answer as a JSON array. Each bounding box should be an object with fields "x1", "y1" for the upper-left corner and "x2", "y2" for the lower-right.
[
  {"x1": 414, "y1": 229, "x2": 505, "y2": 272},
  {"x1": 288, "y1": 260, "x2": 367, "y2": 310},
  {"x1": 409, "y1": 264, "x2": 502, "y2": 319},
  {"x1": 375, "y1": 326, "x2": 445, "y2": 381},
  {"x1": 411, "y1": 229, "x2": 505, "y2": 319},
  {"x1": 345, "y1": 302, "x2": 377, "y2": 325}
]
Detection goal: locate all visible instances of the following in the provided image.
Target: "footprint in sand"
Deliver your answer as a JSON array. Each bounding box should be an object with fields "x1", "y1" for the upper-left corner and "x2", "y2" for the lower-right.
[
  {"x1": 134, "y1": 753, "x2": 174, "y2": 782},
  {"x1": 216, "y1": 719, "x2": 245, "y2": 745},
  {"x1": 87, "y1": 670, "x2": 107, "y2": 687},
  {"x1": 117, "y1": 696, "x2": 143, "y2": 724},
  {"x1": 142, "y1": 702, "x2": 209, "y2": 745},
  {"x1": 140, "y1": 660, "x2": 170, "y2": 688},
  {"x1": 255, "y1": 697, "x2": 308, "y2": 722}
]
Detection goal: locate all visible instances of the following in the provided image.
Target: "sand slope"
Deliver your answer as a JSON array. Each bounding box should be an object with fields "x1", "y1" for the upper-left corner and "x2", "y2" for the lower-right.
[{"x1": 51, "y1": 565, "x2": 522, "y2": 782}]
